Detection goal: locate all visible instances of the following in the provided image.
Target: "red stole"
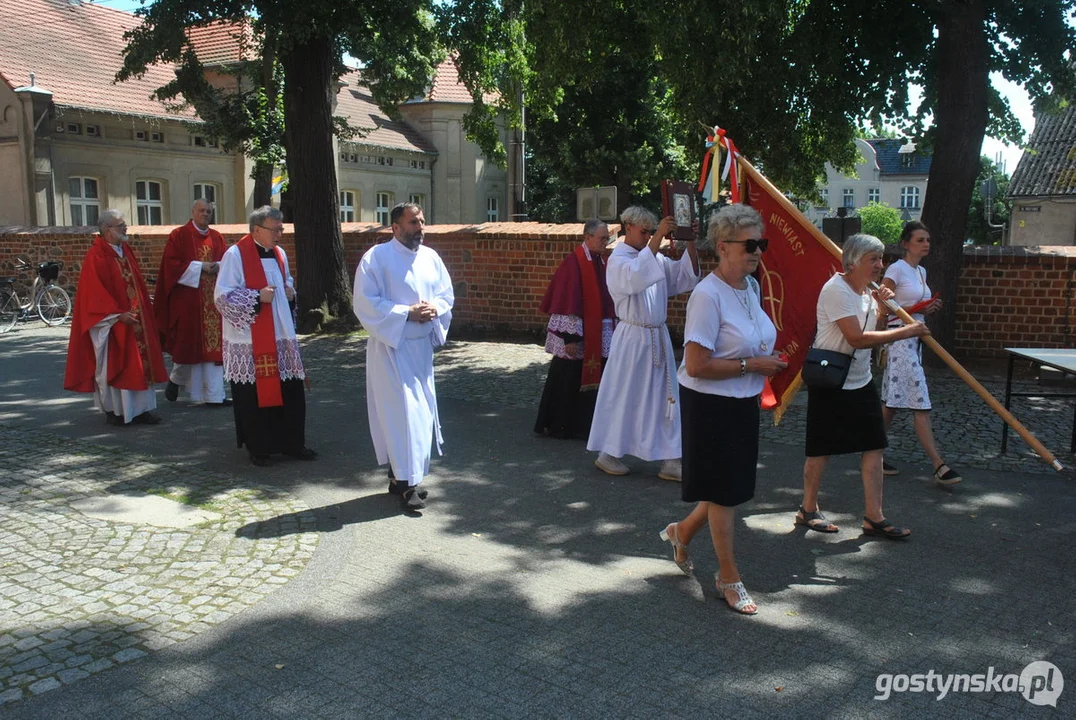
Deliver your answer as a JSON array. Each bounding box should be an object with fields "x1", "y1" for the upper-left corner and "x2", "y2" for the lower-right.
[
  {"x1": 237, "y1": 234, "x2": 286, "y2": 407},
  {"x1": 574, "y1": 245, "x2": 604, "y2": 390},
  {"x1": 196, "y1": 240, "x2": 224, "y2": 361}
]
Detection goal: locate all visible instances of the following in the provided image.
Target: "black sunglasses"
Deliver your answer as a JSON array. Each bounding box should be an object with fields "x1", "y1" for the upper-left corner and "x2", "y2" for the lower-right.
[{"x1": 725, "y1": 238, "x2": 769, "y2": 253}]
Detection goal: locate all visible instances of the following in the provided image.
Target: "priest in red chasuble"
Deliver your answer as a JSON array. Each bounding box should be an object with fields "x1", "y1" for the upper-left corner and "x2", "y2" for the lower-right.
[
  {"x1": 534, "y1": 219, "x2": 616, "y2": 439},
  {"x1": 154, "y1": 199, "x2": 228, "y2": 405},
  {"x1": 214, "y1": 206, "x2": 315, "y2": 467},
  {"x1": 64, "y1": 210, "x2": 168, "y2": 426}
]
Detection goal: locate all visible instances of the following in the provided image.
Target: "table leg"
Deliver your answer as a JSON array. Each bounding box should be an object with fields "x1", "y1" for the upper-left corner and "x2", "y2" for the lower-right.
[{"x1": 1001, "y1": 354, "x2": 1014, "y2": 454}]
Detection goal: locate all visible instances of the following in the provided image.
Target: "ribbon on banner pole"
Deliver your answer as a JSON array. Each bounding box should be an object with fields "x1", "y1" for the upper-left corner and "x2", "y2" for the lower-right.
[{"x1": 697, "y1": 124, "x2": 741, "y2": 204}]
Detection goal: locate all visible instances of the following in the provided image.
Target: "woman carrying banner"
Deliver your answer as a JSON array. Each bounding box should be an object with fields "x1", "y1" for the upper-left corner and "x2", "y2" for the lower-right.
[
  {"x1": 658, "y1": 204, "x2": 786, "y2": 615},
  {"x1": 879, "y1": 222, "x2": 962, "y2": 486},
  {"x1": 797, "y1": 233, "x2": 928, "y2": 540}
]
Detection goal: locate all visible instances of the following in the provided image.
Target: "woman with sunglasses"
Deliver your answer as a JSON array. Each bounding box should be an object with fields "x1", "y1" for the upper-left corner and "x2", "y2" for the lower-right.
[
  {"x1": 659, "y1": 204, "x2": 786, "y2": 615},
  {"x1": 796, "y1": 233, "x2": 928, "y2": 540},
  {"x1": 878, "y1": 221, "x2": 962, "y2": 486}
]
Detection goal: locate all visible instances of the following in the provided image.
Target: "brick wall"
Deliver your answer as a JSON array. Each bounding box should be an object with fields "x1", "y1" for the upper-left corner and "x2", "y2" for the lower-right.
[{"x1": 2, "y1": 224, "x2": 1073, "y2": 358}]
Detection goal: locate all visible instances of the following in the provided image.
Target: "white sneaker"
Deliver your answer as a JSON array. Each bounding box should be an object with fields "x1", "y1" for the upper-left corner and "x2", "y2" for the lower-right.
[
  {"x1": 657, "y1": 459, "x2": 682, "y2": 482},
  {"x1": 595, "y1": 452, "x2": 629, "y2": 476}
]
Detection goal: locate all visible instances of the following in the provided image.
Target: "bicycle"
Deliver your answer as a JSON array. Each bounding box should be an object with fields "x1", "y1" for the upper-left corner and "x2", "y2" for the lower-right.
[{"x1": 0, "y1": 256, "x2": 72, "y2": 333}]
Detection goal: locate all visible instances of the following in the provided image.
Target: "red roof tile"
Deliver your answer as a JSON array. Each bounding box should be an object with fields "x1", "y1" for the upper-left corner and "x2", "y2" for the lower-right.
[
  {"x1": 336, "y1": 70, "x2": 437, "y2": 154},
  {"x1": 0, "y1": 0, "x2": 193, "y2": 120},
  {"x1": 186, "y1": 21, "x2": 256, "y2": 67}
]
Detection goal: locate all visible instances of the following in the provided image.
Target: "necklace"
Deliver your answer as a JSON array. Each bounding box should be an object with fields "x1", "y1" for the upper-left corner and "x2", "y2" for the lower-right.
[{"x1": 720, "y1": 270, "x2": 768, "y2": 352}]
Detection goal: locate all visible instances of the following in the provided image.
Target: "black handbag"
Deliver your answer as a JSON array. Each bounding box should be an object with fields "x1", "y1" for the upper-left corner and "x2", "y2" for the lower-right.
[
  {"x1": 802, "y1": 310, "x2": 870, "y2": 389},
  {"x1": 801, "y1": 348, "x2": 854, "y2": 389}
]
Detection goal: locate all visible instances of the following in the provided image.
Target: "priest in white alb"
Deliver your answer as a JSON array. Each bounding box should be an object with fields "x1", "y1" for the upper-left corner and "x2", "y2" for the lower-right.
[
  {"x1": 587, "y1": 205, "x2": 700, "y2": 481},
  {"x1": 354, "y1": 202, "x2": 454, "y2": 511}
]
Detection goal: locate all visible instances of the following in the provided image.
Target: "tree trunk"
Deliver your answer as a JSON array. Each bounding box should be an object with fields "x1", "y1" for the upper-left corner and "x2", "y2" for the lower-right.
[
  {"x1": 252, "y1": 161, "x2": 273, "y2": 209},
  {"x1": 920, "y1": 0, "x2": 989, "y2": 359},
  {"x1": 279, "y1": 35, "x2": 355, "y2": 332}
]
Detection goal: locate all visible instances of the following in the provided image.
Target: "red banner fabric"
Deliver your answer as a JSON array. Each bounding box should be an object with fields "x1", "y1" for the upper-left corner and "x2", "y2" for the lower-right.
[{"x1": 744, "y1": 169, "x2": 843, "y2": 423}]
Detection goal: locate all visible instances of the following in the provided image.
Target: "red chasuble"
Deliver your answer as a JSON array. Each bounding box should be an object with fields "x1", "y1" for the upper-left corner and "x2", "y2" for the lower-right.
[
  {"x1": 237, "y1": 234, "x2": 286, "y2": 407},
  {"x1": 154, "y1": 221, "x2": 226, "y2": 364},
  {"x1": 539, "y1": 247, "x2": 616, "y2": 388},
  {"x1": 64, "y1": 235, "x2": 168, "y2": 393}
]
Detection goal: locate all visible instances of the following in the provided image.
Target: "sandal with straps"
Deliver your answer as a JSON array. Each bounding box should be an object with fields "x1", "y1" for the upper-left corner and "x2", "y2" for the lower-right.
[
  {"x1": 715, "y1": 575, "x2": 758, "y2": 615},
  {"x1": 794, "y1": 506, "x2": 839, "y2": 533},
  {"x1": 933, "y1": 463, "x2": 962, "y2": 486},
  {"x1": 862, "y1": 516, "x2": 911, "y2": 540},
  {"x1": 658, "y1": 523, "x2": 694, "y2": 575}
]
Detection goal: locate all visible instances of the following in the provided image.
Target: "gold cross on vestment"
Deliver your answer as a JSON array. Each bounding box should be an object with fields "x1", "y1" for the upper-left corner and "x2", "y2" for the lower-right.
[
  {"x1": 584, "y1": 356, "x2": 602, "y2": 374},
  {"x1": 254, "y1": 353, "x2": 278, "y2": 378}
]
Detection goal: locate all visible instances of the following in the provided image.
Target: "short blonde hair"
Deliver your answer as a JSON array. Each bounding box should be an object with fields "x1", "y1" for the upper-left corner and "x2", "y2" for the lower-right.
[{"x1": 620, "y1": 205, "x2": 658, "y2": 229}]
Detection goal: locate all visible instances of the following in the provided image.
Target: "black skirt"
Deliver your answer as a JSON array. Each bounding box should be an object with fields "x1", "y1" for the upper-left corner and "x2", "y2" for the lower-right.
[
  {"x1": 805, "y1": 382, "x2": 887, "y2": 457},
  {"x1": 533, "y1": 356, "x2": 601, "y2": 440},
  {"x1": 680, "y1": 385, "x2": 759, "y2": 507}
]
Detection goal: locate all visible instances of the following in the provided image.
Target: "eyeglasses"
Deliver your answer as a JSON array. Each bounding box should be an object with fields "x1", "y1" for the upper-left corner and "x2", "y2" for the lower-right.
[
  {"x1": 107, "y1": 223, "x2": 127, "y2": 230},
  {"x1": 640, "y1": 228, "x2": 656, "y2": 236},
  {"x1": 256, "y1": 225, "x2": 284, "y2": 234},
  {"x1": 725, "y1": 238, "x2": 769, "y2": 253}
]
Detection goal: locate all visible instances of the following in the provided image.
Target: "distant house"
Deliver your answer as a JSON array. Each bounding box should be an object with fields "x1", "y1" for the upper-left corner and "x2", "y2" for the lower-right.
[
  {"x1": 0, "y1": 0, "x2": 508, "y2": 228},
  {"x1": 1006, "y1": 104, "x2": 1076, "y2": 246},
  {"x1": 805, "y1": 138, "x2": 931, "y2": 227}
]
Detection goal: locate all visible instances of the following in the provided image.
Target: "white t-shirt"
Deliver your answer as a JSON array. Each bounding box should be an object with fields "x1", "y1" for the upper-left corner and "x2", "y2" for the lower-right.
[
  {"x1": 813, "y1": 273, "x2": 876, "y2": 390},
  {"x1": 677, "y1": 273, "x2": 777, "y2": 398},
  {"x1": 883, "y1": 258, "x2": 930, "y2": 324}
]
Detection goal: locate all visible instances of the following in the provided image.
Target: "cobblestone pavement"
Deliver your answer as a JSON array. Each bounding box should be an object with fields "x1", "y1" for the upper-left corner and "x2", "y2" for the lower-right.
[
  {"x1": 0, "y1": 324, "x2": 1073, "y2": 718},
  {"x1": 0, "y1": 420, "x2": 317, "y2": 705}
]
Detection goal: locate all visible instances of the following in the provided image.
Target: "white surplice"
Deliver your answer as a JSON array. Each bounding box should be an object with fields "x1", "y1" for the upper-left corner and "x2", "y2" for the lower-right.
[
  {"x1": 213, "y1": 244, "x2": 305, "y2": 383},
  {"x1": 170, "y1": 254, "x2": 225, "y2": 403},
  {"x1": 586, "y1": 242, "x2": 700, "y2": 461},
  {"x1": 353, "y1": 238, "x2": 454, "y2": 486}
]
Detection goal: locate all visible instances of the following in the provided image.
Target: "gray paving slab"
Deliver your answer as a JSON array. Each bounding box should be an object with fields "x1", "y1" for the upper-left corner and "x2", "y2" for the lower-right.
[{"x1": 0, "y1": 324, "x2": 1074, "y2": 719}]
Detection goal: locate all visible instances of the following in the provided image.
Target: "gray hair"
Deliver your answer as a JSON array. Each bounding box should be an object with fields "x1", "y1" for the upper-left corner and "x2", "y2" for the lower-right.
[
  {"x1": 706, "y1": 204, "x2": 763, "y2": 250},
  {"x1": 97, "y1": 209, "x2": 124, "y2": 232},
  {"x1": 620, "y1": 205, "x2": 657, "y2": 229},
  {"x1": 192, "y1": 198, "x2": 214, "y2": 212},
  {"x1": 842, "y1": 233, "x2": 885, "y2": 271},
  {"x1": 582, "y1": 218, "x2": 607, "y2": 236},
  {"x1": 249, "y1": 205, "x2": 283, "y2": 232}
]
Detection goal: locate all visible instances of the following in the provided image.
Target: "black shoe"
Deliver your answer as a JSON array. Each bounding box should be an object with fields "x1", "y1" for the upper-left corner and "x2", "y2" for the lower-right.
[
  {"x1": 249, "y1": 454, "x2": 271, "y2": 467},
  {"x1": 131, "y1": 411, "x2": 162, "y2": 425},
  {"x1": 882, "y1": 460, "x2": 899, "y2": 476},
  {"x1": 286, "y1": 447, "x2": 317, "y2": 461},
  {"x1": 401, "y1": 487, "x2": 427, "y2": 510},
  {"x1": 388, "y1": 480, "x2": 428, "y2": 499},
  {"x1": 104, "y1": 411, "x2": 123, "y2": 426},
  {"x1": 205, "y1": 398, "x2": 233, "y2": 407},
  {"x1": 165, "y1": 381, "x2": 179, "y2": 402}
]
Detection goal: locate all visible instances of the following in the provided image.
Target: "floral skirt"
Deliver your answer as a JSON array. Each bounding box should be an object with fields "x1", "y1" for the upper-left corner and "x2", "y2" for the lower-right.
[{"x1": 880, "y1": 336, "x2": 932, "y2": 411}]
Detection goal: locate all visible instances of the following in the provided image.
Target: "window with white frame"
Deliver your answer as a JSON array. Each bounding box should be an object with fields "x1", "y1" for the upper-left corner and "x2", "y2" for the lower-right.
[
  {"x1": 408, "y1": 193, "x2": 425, "y2": 207},
  {"x1": 340, "y1": 191, "x2": 357, "y2": 222},
  {"x1": 817, "y1": 188, "x2": 829, "y2": 208},
  {"x1": 842, "y1": 189, "x2": 855, "y2": 208},
  {"x1": 487, "y1": 196, "x2": 500, "y2": 222},
  {"x1": 868, "y1": 187, "x2": 880, "y2": 204},
  {"x1": 68, "y1": 177, "x2": 100, "y2": 226},
  {"x1": 136, "y1": 180, "x2": 165, "y2": 225},
  {"x1": 375, "y1": 192, "x2": 393, "y2": 225},
  {"x1": 900, "y1": 186, "x2": 920, "y2": 209},
  {"x1": 193, "y1": 183, "x2": 219, "y2": 223}
]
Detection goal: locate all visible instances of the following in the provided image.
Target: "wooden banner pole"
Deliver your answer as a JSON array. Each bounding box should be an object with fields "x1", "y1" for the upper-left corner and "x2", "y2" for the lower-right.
[{"x1": 736, "y1": 157, "x2": 1064, "y2": 472}]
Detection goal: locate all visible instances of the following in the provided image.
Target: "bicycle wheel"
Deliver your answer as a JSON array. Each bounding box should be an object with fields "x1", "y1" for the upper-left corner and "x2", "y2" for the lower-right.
[
  {"x1": 0, "y1": 291, "x2": 18, "y2": 333},
  {"x1": 36, "y1": 284, "x2": 71, "y2": 326}
]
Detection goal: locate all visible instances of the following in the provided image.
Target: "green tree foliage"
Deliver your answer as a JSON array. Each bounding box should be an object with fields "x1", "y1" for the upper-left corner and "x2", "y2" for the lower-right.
[
  {"x1": 525, "y1": 50, "x2": 695, "y2": 223},
  {"x1": 857, "y1": 202, "x2": 904, "y2": 245},
  {"x1": 118, "y1": 0, "x2": 443, "y2": 330},
  {"x1": 966, "y1": 156, "x2": 1011, "y2": 245}
]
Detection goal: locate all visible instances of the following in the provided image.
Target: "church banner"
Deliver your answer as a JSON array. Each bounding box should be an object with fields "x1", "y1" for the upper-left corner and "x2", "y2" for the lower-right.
[{"x1": 739, "y1": 160, "x2": 843, "y2": 424}]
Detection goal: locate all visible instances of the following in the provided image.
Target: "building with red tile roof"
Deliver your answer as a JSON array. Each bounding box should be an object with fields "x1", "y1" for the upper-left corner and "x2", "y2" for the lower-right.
[{"x1": 0, "y1": 0, "x2": 509, "y2": 228}]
